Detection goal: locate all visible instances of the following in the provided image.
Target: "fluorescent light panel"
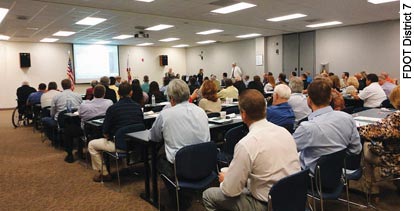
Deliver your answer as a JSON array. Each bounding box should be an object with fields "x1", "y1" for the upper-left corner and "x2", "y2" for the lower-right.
[
  {"x1": 137, "y1": 42, "x2": 154, "y2": 46},
  {"x1": 0, "y1": 34, "x2": 10, "y2": 40},
  {"x1": 40, "y1": 38, "x2": 59, "y2": 42},
  {"x1": 368, "y1": 0, "x2": 398, "y2": 4},
  {"x1": 145, "y1": 24, "x2": 174, "y2": 31},
  {"x1": 135, "y1": 0, "x2": 154, "y2": 2},
  {"x1": 196, "y1": 29, "x2": 223, "y2": 35},
  {"x1": 306, "y1": 21, "x2": 342, "y2": 28},
  {"x1": 236, "y1": 33, "x2": 261, "y2": 38},
  {"x1": 211, "y1": 2, "x2": 256, "y2": 14},
  {"x1": 267, "y1": 13, "x2": 307, "y2": 22},
  {"x1": 113, "y1": 35, "x2": 133, "y2": 39},
  {"x1": 76, "y1": 17, "x2": 106, "y2": 26},
  {"x1": 53, "y1": 31, "x2": 76, "y2": 36},
  {"x1": 173, "y1": 44, "x2": 189, "y2": 48},
  {"x1": 159, "y1": 37, "x2": 179, "y2": 42},
  {"x1": 95, "y1": 41, "x2": 110, "y2": 44},
  {"x1": 197, "y1": 40, "x2": 216, "y2": 44},
  {"x1": 0, "y1": 8, "x2": 9, "y2": 23}
]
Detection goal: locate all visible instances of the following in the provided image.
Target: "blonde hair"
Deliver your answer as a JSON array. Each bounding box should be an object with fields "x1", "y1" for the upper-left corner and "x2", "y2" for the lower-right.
[
  {"x1": 347, "y1": 76, "x2": 359, "y2": 89},
  {"x1": 389, "y1": 85, "x2": 400, "y2": 109}
]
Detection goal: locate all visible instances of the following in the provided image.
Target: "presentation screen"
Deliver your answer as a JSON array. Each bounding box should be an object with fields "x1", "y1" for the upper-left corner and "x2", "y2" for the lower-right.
[{"x1": 73, "y1": 44, "x2": 119, "y2": 83}]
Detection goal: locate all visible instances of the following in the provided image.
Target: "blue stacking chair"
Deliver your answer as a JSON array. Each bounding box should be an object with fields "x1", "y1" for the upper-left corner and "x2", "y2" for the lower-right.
[
  {"x1": 101, "y1": 123, "x2": 146, "y2": 191},
  {"x1": 217, "y1": 124, "x2": 248, "y2": 168},
  {"x1": 160, "y1": 142, "x2": 218, "y2": 211},
  {"x1": 268, "y1": 169, "x2": 309, "y2": 211}
]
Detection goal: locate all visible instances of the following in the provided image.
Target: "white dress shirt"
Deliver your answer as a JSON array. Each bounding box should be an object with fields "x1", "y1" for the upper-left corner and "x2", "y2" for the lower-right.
[
  {"x1": 288, "y1": 93, "x2": 312, "y2": 127},
  {"x1": 220, "y1": 119, "x2": 300, "y2": 202},
  {"x1": 230, "y1": 66, "x2": 242, "y2": 79},
  {"x1": 150, "y1": 101, "x2": 210, "y2": 163},
  {"x1": 40, "y1": 90, "x2": 60, "y2": 108},
  {"x1": 358, "y1": 82, "x2": 387, "y2": 108}
]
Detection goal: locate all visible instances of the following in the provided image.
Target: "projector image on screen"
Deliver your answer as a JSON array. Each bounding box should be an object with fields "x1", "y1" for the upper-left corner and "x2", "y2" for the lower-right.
[{"x1": 73, "y1": 44, "x2": 119, "y2": 84}]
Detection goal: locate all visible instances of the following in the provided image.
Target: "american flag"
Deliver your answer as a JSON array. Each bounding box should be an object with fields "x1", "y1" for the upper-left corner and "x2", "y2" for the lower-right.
[
  {"x1": 127, "y1": 54, "x2": 131, "y2": 83},
  {"x1": 67, "y1": 57, "x2": 75, "y2": 88}
]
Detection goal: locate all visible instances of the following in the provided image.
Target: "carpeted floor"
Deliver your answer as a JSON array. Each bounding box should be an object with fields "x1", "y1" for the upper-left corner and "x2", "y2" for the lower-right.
[{"x1": 0, "y1": 109, "x2": 399, "y2": 210}]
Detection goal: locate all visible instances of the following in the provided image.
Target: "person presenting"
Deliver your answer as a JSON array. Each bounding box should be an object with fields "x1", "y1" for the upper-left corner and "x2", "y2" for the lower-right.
[
  {"x1": 230, "y1": 62, "x2": 242, "y2": 79},
  {"x1": 203, "y1": 89, "x2": 300, "y2": 211}
]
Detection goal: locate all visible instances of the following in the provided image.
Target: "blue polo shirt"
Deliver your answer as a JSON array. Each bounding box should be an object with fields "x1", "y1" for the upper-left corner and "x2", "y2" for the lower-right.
[{"x1": 266, "y1": 102, "x2": 295, "y2": 127}]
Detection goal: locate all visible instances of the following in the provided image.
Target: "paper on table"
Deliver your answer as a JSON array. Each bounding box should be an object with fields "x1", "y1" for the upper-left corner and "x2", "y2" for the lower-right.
[{"x1": 353, "y1": 116, "x2": 382, "y2": 122}]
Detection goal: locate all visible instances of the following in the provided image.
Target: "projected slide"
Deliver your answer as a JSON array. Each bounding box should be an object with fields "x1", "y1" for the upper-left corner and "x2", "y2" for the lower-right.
[{"x1": 73, "y1": 44, "x2": 119, "y2": 83}]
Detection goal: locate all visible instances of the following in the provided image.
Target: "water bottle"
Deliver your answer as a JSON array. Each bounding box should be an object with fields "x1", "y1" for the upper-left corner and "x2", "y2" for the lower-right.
[
  {"x1": 151, "y1": 95, "x2": 156, "y2": 106},
  {"x1": 66, "y1": 99, "x2": 72, "y2": 113}
]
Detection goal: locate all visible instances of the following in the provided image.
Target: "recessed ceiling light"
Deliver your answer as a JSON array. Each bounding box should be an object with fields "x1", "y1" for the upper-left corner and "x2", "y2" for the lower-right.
[
  {"x1": 135, "y1": 0, "x2": 154, "y2": 2},
  {"x1": 197, "y1": 40, "x2": 216, "y2": 44},
  {"x1": 95, "y1": 41, "x2": 111, "y2": 45},
  {"x1": 173, "y1": 44, "x2": 189, "y2": 48},
  {"x1": 211, "y1": 2, "x2": 256, "y2": 14},
  {"x1": 236, "y1": 33, "x2": 261, "y2": 38},
  {"x1": 367, "y1": 0, "x2": 398, "y2": 4},
  {"x1": 0, "y1": 34, "x2": 10, "y2": 40},
  {"x1": 306, "y1": 21, "x2": 342, "y2": 28},
  {"x1": 0, "y1": 8, "x2": 9, "y2": 24},
  {"x1": 159, "y1": 37, "x2": 180, "y2": 42},
  {"x1": 76, "y1": 17, "x2": 107, "y2": 26},
  {"x1": 145, "y1": 24, "x2": 174, "y2": 31},
  {"x1": 40, "y1": 38, "x2": 59, "y2": 42},
  {"x1": 196, "y1": 29, "x2": 224, "y2": 35},
  {"x1": 267, "y1": 13, "x2": 307, "y2": 22},
  {"x1": 53, "y1": 31, "x2": 76, "y2": 36},
  {"x1": 137, "y1": 42, "x2": 154, "y2": 46},
  {"x1": 113, "y1": 35, "x2": 134, "y2": 40},
  {"x1": 26, "y1": 27, "x2": 39, "y2": 30}
]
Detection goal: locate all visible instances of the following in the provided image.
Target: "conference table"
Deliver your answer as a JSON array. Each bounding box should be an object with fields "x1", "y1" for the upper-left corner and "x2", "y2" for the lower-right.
[
  {"x1": 352, "y1": 108, "x2": 395, "y2": 127},
  {"x1": 124, "y1": 114, "x2": 244, "y2": 208}
]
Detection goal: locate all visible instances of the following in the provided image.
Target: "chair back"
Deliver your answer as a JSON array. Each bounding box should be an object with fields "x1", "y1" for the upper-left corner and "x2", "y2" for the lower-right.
[
  {"x1": 225, "y1": 106, "x2": 240, "y2": 114},
  {"x1": 57, "y1": 110, "x2": 69, "y2": 129},
  {"x1": 224, "y1": 124, "x2": 249, "y2": 155},
  {"x1": 280, "y1": 124, "x2": 294, "y2": 134},
  {"x1": 175, "y1": 142, "x2": 217, "y2": 181},
  {"x1": 114, "y1": 124, "x2": 146, "y2": 150},
  {"x1": 380, "y1": 99, "x2": 394, "y2": 109},
  {"x1": 345, "y1": 152, "x2": 362, "y2": 171},
  {"x1": 315, "y1": 149, "x2": 347, "y2": 190},
  {"x1": 269, "y1": 169, "x2": 309, "y2": 211},
  {"x1": 41, "y1": 106, "x2": 51, "y2": 118}
]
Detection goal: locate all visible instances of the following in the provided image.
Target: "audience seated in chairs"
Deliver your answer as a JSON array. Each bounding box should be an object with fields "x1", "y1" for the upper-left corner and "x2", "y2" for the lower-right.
[
  {"x1": 351, "y1": 73, "x2": 387, "y2": 110},
  {"x1": 266, "y1": 84, "x2": 295, "y2": 133},
  {"x1": 203, "y1": 89, "x2": 300, "y2": 211},
  {"x1": 42, "y1": 79, "x2": 82, "y2": 144},
  {"x1": 60, "y1": 85, "x2": 114, "y2": 163},
  {"x1": 27, "y1": 83, "x2": 47, "y2": 106},
  {"x1": 198, "y1": 80, "x2": 222, "y2": 113},
  {"x1": 40, "y1": 81, "x2": 60, "y2": 109},
  {"x1": 293, "y1": 78, "x2": 362, "y2": 173},
  {"x1": 359, "y1": 85, "x2": 400, "y2": 197},
  {"x1": 16, "y1": 81, "x2": 36, "y2": 119},
  {"x1": 150, "y1": 79, "x2": 210, "y2": 210},
  {"x1": 88, "y1": 82, "x2": 144, "y2": 182},
  {"x1": 217, "y1": 79, "x2": 239, "y2": 100}
]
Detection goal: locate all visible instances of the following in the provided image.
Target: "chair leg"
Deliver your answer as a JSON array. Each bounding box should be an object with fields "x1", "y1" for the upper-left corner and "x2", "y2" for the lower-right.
[
  {"x1": 310, "y1": 177, "x2": 316, "y2": 211},
  {"x1": 115, "y1": 157, "x2": 121, "y2": 192},
  {"x1": 176, "y1": 187, "x2": 180, "y2": 211}
]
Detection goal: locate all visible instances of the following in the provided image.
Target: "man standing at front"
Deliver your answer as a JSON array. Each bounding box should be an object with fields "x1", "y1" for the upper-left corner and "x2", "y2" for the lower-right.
[
  {"x1": 203, "y1": 89, "x2": 300, "y2": 211},
  {"x1": 88, "y1": 82, "x2": 143, "y2": 182},
  {"x1": 150, "y1": 79, "x2": 210, "y2": 209},
  {"x1": 293, "y1": 78, "x2": 361, "y2": 172},
  {"x1": 230, "y1": 62, "x2": 242, "y2": 80}
]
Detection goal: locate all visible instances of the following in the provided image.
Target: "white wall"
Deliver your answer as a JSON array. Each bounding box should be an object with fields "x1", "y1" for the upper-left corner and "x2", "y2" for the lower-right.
[
  {"x1": 315, "y1": 20, "x2": 399, "y2": 79},
  {"x1": 265, "y1": 35, "x2": 283, "y2": 75},
  {"x1": 0, "y1": 41, "x2": 186, "y2": 109},
  {"x1": 0, "y1": 41, "x2": 72, "y2": 109},
  {"x1": 186, "y1": 39, "x2": 256, "y2": 78}
]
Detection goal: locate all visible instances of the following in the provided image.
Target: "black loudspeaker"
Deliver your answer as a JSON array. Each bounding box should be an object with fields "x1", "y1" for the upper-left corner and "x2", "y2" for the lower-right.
[
  {"x1": 20, "y1": 53, "x2": 31, "y2": 68},
  {"x1": 159, "y1": 55, "x2": 168, "y2": 66}
]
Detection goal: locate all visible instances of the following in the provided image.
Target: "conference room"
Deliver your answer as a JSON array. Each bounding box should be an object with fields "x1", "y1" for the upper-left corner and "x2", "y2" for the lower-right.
[{"x1": 0, "y1": 0, "x2": 402, "y2": 210}]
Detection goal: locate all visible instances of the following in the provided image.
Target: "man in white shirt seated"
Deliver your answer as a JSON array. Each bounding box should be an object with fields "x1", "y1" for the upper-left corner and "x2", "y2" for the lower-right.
[
  {"x1": 351, "y1": 73, "x2": 387, "y2": 108},
  {"x1": 150, "y1": 79, "x2": 210, "y2": 209},
  {"x1": 203, "y1": 89, "x2": 300, "y2": 211},
  {"x1": 40, "y1": 82, "x2": 60, "y2": 109}
]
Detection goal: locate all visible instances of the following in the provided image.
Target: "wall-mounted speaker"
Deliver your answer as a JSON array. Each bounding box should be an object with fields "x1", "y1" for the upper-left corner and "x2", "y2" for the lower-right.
[
  {"x1": 159, "y1": 55, "x2": 168, "y2": 66},
  {"x1": 20, "y1": 53, "x2": 31, "y2": 68}
]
